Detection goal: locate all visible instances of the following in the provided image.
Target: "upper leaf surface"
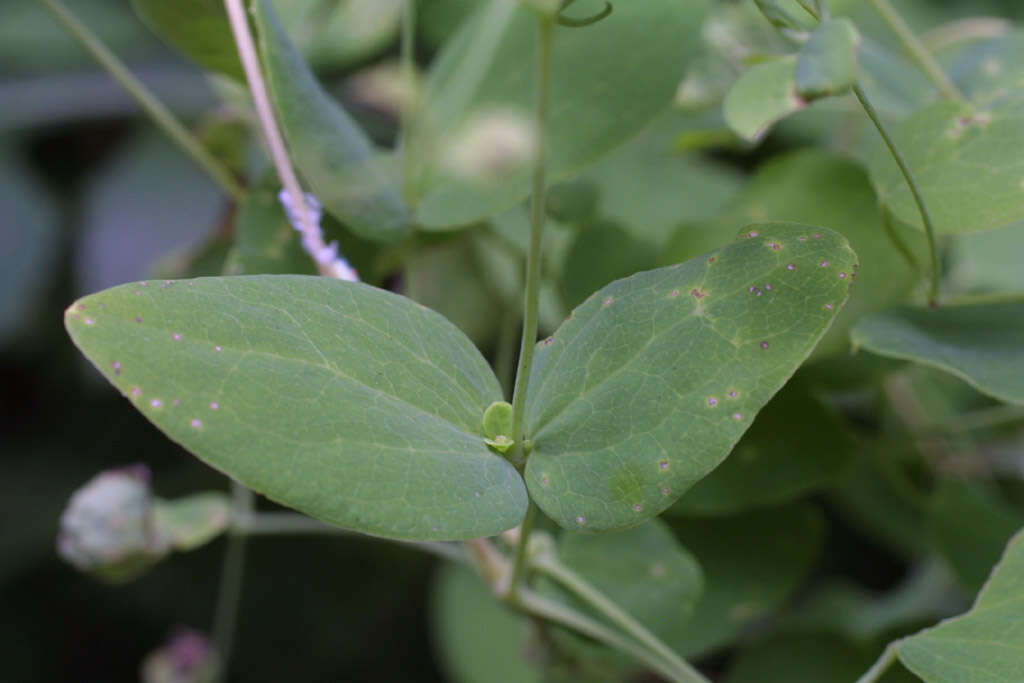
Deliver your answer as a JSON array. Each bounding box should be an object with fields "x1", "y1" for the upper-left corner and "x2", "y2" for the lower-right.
[
  {"x1": 723, "y1": 56, "x2": 805, "y2": 143},
  {"x1": 523, "y1": 223, "x2": 857, "y2": 531},
  {"x1": 131, "y1": 0, "x2": 243, "y2": 79},
  {"x1": 898, "y1": 527, "x2": 1024, "y2": 683},
  {"x1": 795, "y1": 18, "x2": 859, "y2": 99},
  {"x1": 415, "y1": 0, "x2": 707, "y2": 228},
  {"x1": 867, "y1": 95, "x2": 1024, "y2": 235},
  {"x1": 65, "y1": 276, "x2": 526, "y2": 541},
  {"x1": 851, "y1": 300, "x2": 1024, "y2": 406},
  {"x1": 253, "y1": 0, "x2": 411, "y2": 243}
]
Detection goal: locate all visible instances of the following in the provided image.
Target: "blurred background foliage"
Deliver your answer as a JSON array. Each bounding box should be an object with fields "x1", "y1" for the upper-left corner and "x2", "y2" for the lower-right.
[{"x1": 4, "y1": 0, "x2": 1024, "y2": 681}]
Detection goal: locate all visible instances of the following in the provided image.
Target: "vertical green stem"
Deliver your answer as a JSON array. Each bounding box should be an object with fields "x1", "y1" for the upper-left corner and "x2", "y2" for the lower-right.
[
  {"x1": 852, "y1": 85, "x2": 941, "y2": 307},
  {"x1": 399, "y1": 0, "x2": 417, "y2": 204},
  {"x1": 504, "y1": 500, "x2": 538, "y2": 599},
  {"x1": 855, "y1": 641, "x2": 900, "y2": 683},
  {"x1": 509, "y1": 16, "x2": 554, "y2": 462},
  {"x1": 212, "y1": 481, "x2": 253, "y2": 678},
  {"x1": 867, "y1": 0, "x2": 963, "y2": 101},
  {"x1": 532, "y1": 557, "x2": 709, "y2": 683},
  {"x1": 34, "y1": 0, "x2": 245, "y2": 202}
]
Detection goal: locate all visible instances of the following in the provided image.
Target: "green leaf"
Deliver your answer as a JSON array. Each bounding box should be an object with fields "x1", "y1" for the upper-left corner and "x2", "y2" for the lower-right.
[
  {"x1": 226, "y1": 172, "x2": 317, "y2": 276},
  {"x1": 663, "y1": 151, "x2": 926, "y2": 360},
  {"x1": 153, "y1": 492, "x2": 231, "y2": 551},
  {"x1": 131, "y1": 0, "x2": 243, "y2": 79},
  {"x1": 725, "y1": 633, "x2": 905, "y2": 683},
  {"x1": 928, "y1": 479, "x2": 1024, "y2": 594},
  {"x1": 415, "y1": 0, "x2": 708, "y2": 228},
  {"x1": 551, "y1": 519, "x2": 704, "y2": 639},
  {"x1": 667, "y1": 504, "x2": 826, "y2": 657},
  {"x1": 723, "y1": 56, "x2": 805, "y2": 142},
  {"x1": 897, "y1": 526, "x2": 1024, "y2": 683},
  {"x1": 867, "y1": 96, "x2": 1024, "y2": 235},
  {"x1": 947, "y1": 223, "x2": 1024, "y2": 295},
  {"x1": 432, "y1": 563, "x2": 542, "y2": 683},
  {"x1": 947, "y1": 31, "x2": 1024, "y2": 108},
  {"x1": 64, "y1": 276, "x2": 527, "y2": 541},
  {"x1": 523, "y1": 223, "x2": 857, "y2": 532},
  {"x1": 670, "y1": 380, "x2": 854, "y2": 516},
  {"x1": 852, "y1": 300, "x2": 1024, "y2": 406},
  {"x1": 796, "y1": 18, "x2": 860, "y2": 99},
  {"x1": 558, "y1": 220, "x2": 657, "y2": 310},
  {"x1": 253, "y1": 0, "x2": 411, "y2": 243}
]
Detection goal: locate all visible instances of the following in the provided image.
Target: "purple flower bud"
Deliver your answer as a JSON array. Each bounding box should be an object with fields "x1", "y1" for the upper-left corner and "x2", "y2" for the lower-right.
[
  {"x1": 140, "y1": 628, "x2": 220, "y2": 683},
  {"x1": 57, "y1": 464, "x2": 169, "y2": 583}
]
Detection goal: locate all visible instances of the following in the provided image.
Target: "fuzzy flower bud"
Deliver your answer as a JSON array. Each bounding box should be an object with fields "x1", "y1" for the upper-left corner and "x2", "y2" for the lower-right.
[
  {"x1": 442, "y1": 109, "x2": 538, "y2": 185},
  {"x1": 141, "y1": 629, "x2": 219, "y2": 683},
  {"x1": 57, "y1": 464, "x2": 169, "y2": 583}
]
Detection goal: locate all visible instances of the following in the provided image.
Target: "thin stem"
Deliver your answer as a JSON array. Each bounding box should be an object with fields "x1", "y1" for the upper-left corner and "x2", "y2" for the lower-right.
[
  {"x1": 855, "y1": 641, "x2": 900, "y2": 683},
  {"x1": 504, "y1": 500, "x2": 538, "y2": 599},
  {"x1": 211, "y1": 482, "x2": 252, "y2": 677},
  {"x1": 35, "y1": 0, "x2": 245, "y2": 202},
  {"x1": 399, "y1": 0, "x2": 417, "y2": 204},
  {"x1": 532, "y1": 556, "x2": 709, "y2": 683},
  {"x1": 853, "y1": 84, "x2": 941, "y2": 307},
  {"x1": 515, "y1": 588, "x2": 698, "y2": 683},
  {"x1": 223, "y1": 0, "x2": 332, "y2": 277},
  {"x1": 509, "y1": 16, "x2": 555, "y2": 464},
  {"x1": 867, "y1": 0, "x2": 963, "y2": 101}
]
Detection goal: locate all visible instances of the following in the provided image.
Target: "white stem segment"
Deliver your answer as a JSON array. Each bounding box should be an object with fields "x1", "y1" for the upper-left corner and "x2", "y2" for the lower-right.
[{"x1": 223, "y1": 0, "x2": 348, "y2": 279}]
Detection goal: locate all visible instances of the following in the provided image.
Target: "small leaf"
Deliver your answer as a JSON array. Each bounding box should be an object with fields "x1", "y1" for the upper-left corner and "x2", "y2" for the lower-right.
[
  {"x1": 482, "y1": 401, "x2": 514, "y2": 440},
  {"x1": 897, "y1": 526, "x2": 1024, "y2": 682},
  {"x1": 153, "y1": 492, "x2": 231, "y2": 552},
  {"x1": 253, "y1": 0, "x2": 411, "y2": 243},
  {"x1": 796, "y1": 18, "x2": 860, "y2": 99},
  {"x1": 415, "y1": 0, "x2": 708, "y2": 228},
  {"x1": 723, "y1": 56, "x2": 805, "y2": 142},
  {"x1": 550, "y1": 519, "x2": 704, "y2": 639},
  {"x1": 867, "y1": 95, "x2": 1024, "y2": 235},
  {"x1": 64, "y1": 276, "x2": 527, "y2": 541},
  {"x1": 131, "y1": 0, "x2": 243, "y2": 79},
  {"x1": 851, "y1": 300, "x2": 1024, "y2": 406},
  {"x1": 667, "y1": 504, "x2": 825, "y2": 657},
  {"x1": 524, "y1": 223, "x2": 857, "y2": 532}
]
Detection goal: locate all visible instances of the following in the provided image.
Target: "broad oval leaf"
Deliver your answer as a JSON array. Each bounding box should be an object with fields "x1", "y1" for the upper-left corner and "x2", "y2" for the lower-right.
[
  {"x1": 414, "y1": 0, "x2": 708, "y2": 229},
  {"x1": 867, "y1": 95, "x2": 1024, "y2": 235},
  {"x1": 131, "y1": 0, "x2": 243, "y2": 79},
  {"x1": 64, "y1": 276, "x2": 527, "y2": 541},
  {"x1": 897, "y1": 526, "x2": 1024, "y2": 682},
  {"x1": 523, "y1": 223, "x2": 858, "y2": 531},
  {"x1": 851, "y1": 300, "x2": 1024, "y2": 406},
  {"x1": 795, "y1": 18, "x2": 859, "y2": 100},
  {"x1": 253, "y1": 0, "x2": 411, "y2": 243},
  {"x1": 723, "y1": 56, "x2": 805, "y2": 143}
]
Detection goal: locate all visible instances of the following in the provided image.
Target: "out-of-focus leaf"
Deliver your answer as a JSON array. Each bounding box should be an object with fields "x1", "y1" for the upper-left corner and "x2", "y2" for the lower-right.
[
  {"x1": 724, "y1": 632, "x2": 910, "y2": 683},
  {"x1": 253, "y1": 0, "x2": 411, "y2": 243},
  {"x1": 65, "y1": 276, "x2": 527, "y2": 541},
  {"x1": 0, "y1": 146, "x2": 60, "y2": 346},
  {"x1": 724, "y1": 56, "x2": 805, "y2": 142},
  {"x1": 868, "y1": 96, "x2": 1024, "y2": 235},
  {"x1": 414, "y1": 0, "x2": 708, "y2": 228},
  {"x1": 667, "y1": 504, "x2": 826, "y2": 657},
  {"x1": 153, "y1": 492, "x2": 231, "y2": 552},
  {"x1": 897, "y1": 527, "x2": 1024, "y2": 683},
  {"x1": 796, "y1": 18, "x2": 860, "y2": 99},
  {"x1": 131, "y1": 0, "x2": 243, "y2": 79},
  {"x1": 947, "y1": 224, "x2": 1024, "y2": 295},
  {"x1": 852, "y1": 300, "x2": 1024, "y2": 406},
  {"x1": 558, "y1": 220, "x2": 656, "y2": 310},
  {"x1": 524, "y1": 223, "x2": 856, "y2": 532},
  {"x1": 671, "y1": 380, "x2": 854, "y2": 516},
  {"x1": 928, "y1": 479, "x2": 1024, "y2": 594},
  {"x1": 226, "y1": 172, "x2": 316, "y2": 277}
]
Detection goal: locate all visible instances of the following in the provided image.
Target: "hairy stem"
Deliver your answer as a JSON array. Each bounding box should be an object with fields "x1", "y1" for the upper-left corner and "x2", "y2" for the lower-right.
[
  {"x1": 867, "y1": 0, "x2": 963, "y2": 101},
  {"x1": 223, "y1": 0, "x2": 332, "y2": 277},
  {"x1": 856, "y1": 641, "x2": 900, "y2": 683},
  {"x1": 509, "y1": 16, "x2": 554, "y2": 462},
  {"x1": 853, "y1": 84, "x2": 941, "y2": 307},
  {"x1": 532, "y1": 556, "x2": 709, "y2": 683},
  {"x1": 514, "y1": 588, "x2": 699, "y2": 683},
  {"x1": 35, "y1": 0, "x2": 245, "y2": 202},
  {"x1": 212, "y1": 482, "x2": 252, "y2": 678}
]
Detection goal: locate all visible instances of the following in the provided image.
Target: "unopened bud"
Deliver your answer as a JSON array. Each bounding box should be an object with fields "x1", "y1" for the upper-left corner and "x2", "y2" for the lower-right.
[
  {"x1": 345, "y1": 61, "x2": 419, "y2": 119},
  {"x1": 443, "y1": 109, "x2": 537, "y2": 185},
  {"x1": 141, "y1": 628, "x2": 219, "y2": 683},
  {"x1": 57, "y1": 465, "x2": 169, "y2": 583}
]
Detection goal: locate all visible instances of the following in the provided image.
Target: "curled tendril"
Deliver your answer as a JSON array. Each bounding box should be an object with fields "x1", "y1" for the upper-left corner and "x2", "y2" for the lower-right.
[{"x1": 557, "y1": 0, "x2": 613, "y2": 28}]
